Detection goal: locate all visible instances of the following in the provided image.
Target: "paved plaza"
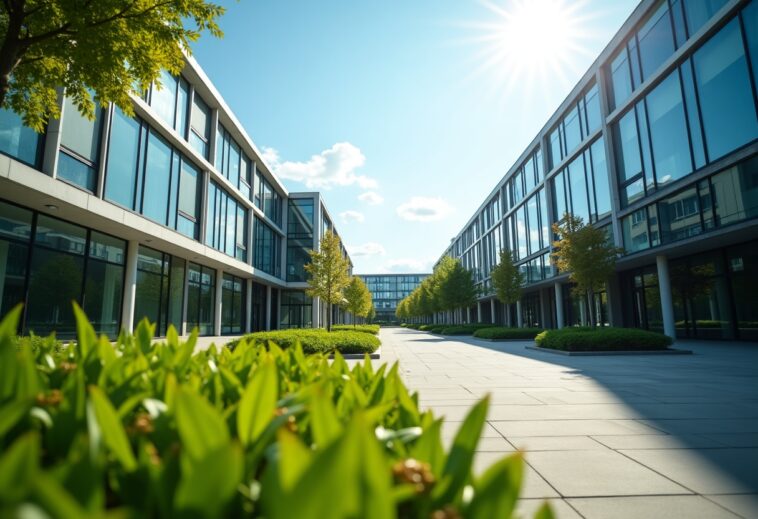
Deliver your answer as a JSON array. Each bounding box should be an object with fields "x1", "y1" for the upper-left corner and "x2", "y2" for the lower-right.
[{"x1": 372, "y1": 327, "x2": 758, "y2": 518}]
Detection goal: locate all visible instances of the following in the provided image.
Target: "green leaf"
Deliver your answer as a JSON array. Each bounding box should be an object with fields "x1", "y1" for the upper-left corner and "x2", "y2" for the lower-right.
[
  {"x1": 73, "y1": 302, "x2": 97, "y2": 360},
  {"x1": 433, "y1": 396, "x2": 489, "y2": 505},
  {"x1": 135, "y1": 318, "x2": 155, "y2": 355},
  {"x1": 466, "y1": 453, "x2": 523, "y2": 519},
  {"x1": 32, "y1": 473, "x2": 88, "y2": 519},
  {"x1": 275, "y1": 429, "x2": 312, "y2": 491},
  {"x1": 171, "y1": 328, "x2": 197, "y2": 370},
  {"x1": 309, "y1": 385, "x2": 341, "y2": 448},
  {"x1": 175, "y1": 387, "x2": 229, "y2": 461},
  {"x1": 533, "y1": 501, "x2": 557, "y2": 519},
  {"x1": 0, "y1": 305, "x2": 22, "y2": 401},
  {"x1": 88, "y1": 386, "x2": 137, "y2": 471},
  {"x1": 411, "y1": 418, "x2": 445, "y2": 476},
  {"x1": 0, "y1": 398, "x2": 32, "y2": 439},
  {"x1": 175, "y1": 443, "x2": 242, "y2": 518},
  {"x1": 237, "y1": 356, "x2": 278, "y2": 446},
  {"x1": 0, "y1": 432, "x2": 39, "y2": 502}
]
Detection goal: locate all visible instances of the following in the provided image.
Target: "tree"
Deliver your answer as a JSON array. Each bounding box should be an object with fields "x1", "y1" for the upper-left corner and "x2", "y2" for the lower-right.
[
  {"x1": 439, "y1": 258, "x2": 478, "y2": 323},
  {"x1": 366, "y1": 305, "x2": 376, "y2": 324},
  {"x1": 551, "y1": 213, "x2": 622, "y2": 327},
  {"x1": 0, "y1": 0, "x2": 224, "y2": 131},
  {"x1": 343, "y1": 276, "x2": 372, "y2": 326},
  {"x1": 491, "y1": 249, "x2": 523, "y2": 316},
  {"x1": 304, "y1": 230, "x2": 351, "y2": 332}
]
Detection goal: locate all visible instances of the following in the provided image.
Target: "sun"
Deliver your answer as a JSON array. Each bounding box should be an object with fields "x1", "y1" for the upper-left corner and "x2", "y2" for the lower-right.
[{"x1": 462, "y1": 0, "x2": 593, "y2": 99}]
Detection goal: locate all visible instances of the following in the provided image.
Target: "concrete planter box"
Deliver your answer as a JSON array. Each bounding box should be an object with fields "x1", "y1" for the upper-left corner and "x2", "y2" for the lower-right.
[
  {"x1": 333, "y1": 348, "x2": 381, "y2": 360},
  {"x1": 526, "y1": 345, "x2": 692, "y2": 356}
]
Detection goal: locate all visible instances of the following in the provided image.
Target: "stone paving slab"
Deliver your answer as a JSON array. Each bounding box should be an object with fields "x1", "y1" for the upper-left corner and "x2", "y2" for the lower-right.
[{"x1": 365, "y1": 328, "x2": 758, "y2": 518}]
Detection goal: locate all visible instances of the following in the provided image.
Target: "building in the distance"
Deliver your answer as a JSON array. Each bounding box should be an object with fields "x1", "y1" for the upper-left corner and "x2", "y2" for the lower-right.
[
  {"x1": 0, "y1": 57, "x2": 351, "y2": 338},
  {"x1": 359, "y1": 273, "x2": 430, "y2": 323},
  {"x1": 437, "y1": 0, "x2": 758, "y2": 341}
]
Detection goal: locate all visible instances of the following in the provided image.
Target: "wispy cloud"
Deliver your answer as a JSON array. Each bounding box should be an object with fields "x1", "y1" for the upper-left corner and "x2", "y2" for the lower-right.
[
  {"x1": 262, "y1": 142, "x2": 377, "y2": 190},
  {"x1": 339, "y1": 210, "x2": 365, "y2": 223},
  {"x1": 396, "y1": 196, "x2": 453, "y2": 222},
  {"x1": 381, "y1": 258, "x2": 433, "y2": 273},
  {"x1": 358, "y1": 191, "x2": 384, "y2": 205},
  {"x1": 347, "y1": 242, "x2": 386, "y2": 257}
]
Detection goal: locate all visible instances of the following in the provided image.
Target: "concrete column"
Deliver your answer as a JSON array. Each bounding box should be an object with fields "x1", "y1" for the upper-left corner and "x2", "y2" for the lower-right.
[
  {"x1": 555, "y1": 283, "x2": 565, "y2": 329},
  {"x1": 477, "y1": 301, "x2": 482, "y2": 323},
  {"x1": 214, "y1": 268, "x2": 223, "y2": 336},
  {"x1": 516, "y1": 300, "x2": 523, "y2": 328},
  {"x1": 656, "y1": 255, "x2": 676, "y2": 341},
  {"x1": 539, "y1": 289, "x2": 550, "y2": 329},
  {"x1": 265, "y1": 285, "x2": 272, "y2": 331},
  {"x1": 120, "y1": 240, "x2": 139, "y2": 334},
  {"x1": 311, "y1": 297, "x2": 320, "y2": 328},
  {"x1": 245, "y1": 279, "x2": 253, "y2": 333},
  {"x1": 467, "y1": 307, "x2": 471, "y2": 324},
  {"x1": 490, "y1": 299, "x2": 496, "y2": 324}
]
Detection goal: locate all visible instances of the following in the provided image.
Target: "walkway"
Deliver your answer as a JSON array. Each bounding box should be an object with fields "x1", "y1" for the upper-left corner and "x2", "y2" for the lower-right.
[{"x1": 374, "y1": 327, "x2": 758, "y2": 518}]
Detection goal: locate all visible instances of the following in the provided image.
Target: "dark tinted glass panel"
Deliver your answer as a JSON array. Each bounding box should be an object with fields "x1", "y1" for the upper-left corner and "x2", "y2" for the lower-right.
[
  {"x1": 89, "y1": 231, "x2": 125, "y2": 264},
  {"x1": 658, "y1": 187, "x2": 702, "y2": 243},
  {"x1": 742, "y1": 1, "x2": 758, "y2": 105},
  {"x1": 693, "y1": 19, "x2": 758, "y2": 161},
  {"x1": 167, "y1": 257, "x2": 185, "y2": 334},
  {"x1": 34, "y1": 215, "x2": 86, "y2": 254},
  {"x1": 622, "y1": 209, "x2": 650, "y2": 252},
  {"x1": 57, "y1": 151, "x2": 96, "y2": 192},
  {"x1": 105, "y1": 109, "x2": 140, "y2": 208},
  {"x1": 680, "y1": 60, "x2": 706, "y2": 169},
  {"x1": 142, "y1": 131, "x2": 172, "y2": 224},
  {"x1": 0, "y1": 239, "x2": 28, "y2": 318},
  {"x1": 0, "y1": 201, "x2": 33, "y2": 241},
  {"x1": 646, "y1": 72, "x2": 692, "y2": 186},
  {"x1": 27, "y1": 248, "x2": 84, "y2": 337},
  {"x1": 638, "y1": 1, "x2": 675, "y2": 81},
  {"x1": 0, "y1": 108, "x2": 42, "y2": 166},
  {"x1": 83, "y1": 260, "x2": 123, "y2": 338},
  {"x1": 728, "y1": 242, "x2": 758, "y2": 340},
  {"x1": 134, "y1": 268, "x2": 162, "y2": 329},
  {"x1": 552, "y1": 171, "x2": 566, "y2": 222},
  {"x1": 711, "y1": 156, "x2": 758, "y2": 225}
]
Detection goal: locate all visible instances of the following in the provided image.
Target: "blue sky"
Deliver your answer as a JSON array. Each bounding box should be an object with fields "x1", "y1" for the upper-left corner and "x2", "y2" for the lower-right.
[{"x1": 192, "y1": 0, "x2": 638, "y2": 274}]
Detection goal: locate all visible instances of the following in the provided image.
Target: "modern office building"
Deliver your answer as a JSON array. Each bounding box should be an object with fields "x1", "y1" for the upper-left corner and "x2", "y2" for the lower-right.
[
  {"x1": 437, "y1": 0, "x2": 758, "y2": 341},
  {"x1": 359, "y1": 273, "x2": 430, "y2": 323},
  {"x1": 0, "y1": 57, "x2": 352, "y2": 338}
]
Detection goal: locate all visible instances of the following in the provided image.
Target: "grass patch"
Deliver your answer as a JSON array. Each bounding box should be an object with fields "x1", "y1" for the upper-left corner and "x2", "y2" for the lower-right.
[
  {"x1": 229, "y1": 328, "x2": 380, "y2": 354},
  {"x1": 473, "y1": 327, "x2": 543, "y2": 340},
  {"x1": 332, "y1": 324, "x2": 380, "y2": 335},
  {"x1": 535, "y1": 327, "x2": 673, "y2": 352}
]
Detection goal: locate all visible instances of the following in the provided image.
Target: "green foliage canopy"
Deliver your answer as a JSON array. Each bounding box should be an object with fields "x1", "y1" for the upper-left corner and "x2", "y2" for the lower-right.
[
  {"x1": 0, "y1": 0, "x2": 224, "y2": 131},
  {"x1": 304, "y1": 230, "x2": 352, "y2": 332},
  {"x1": 490, "y1": 249, "x2": 523, "y2": 306},
  {"x1": 342, "y1": 276, "x2": 373, "y2": 324}
]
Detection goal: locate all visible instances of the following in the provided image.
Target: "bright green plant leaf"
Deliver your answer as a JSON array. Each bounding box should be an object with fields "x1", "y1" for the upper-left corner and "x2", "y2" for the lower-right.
[
  {"x1": 466, "y1": 453, "x2": 523, "y2": 519},
  {"x1": 175, "y1": 387, "x2": 229, "y2": 461},
  {"x1": 0, "y1": 432, "x2": 39, "y2": 502},
  {"x1": 534, "y1": 501, "x2": 557, "y2": 519},
  {"x1": 88, "y1": 386, "x2": 137, "y2": 471},
  {"x1": 32, "y1": 473, "x2": 88, "y2": 519},
  {"x1": 237, "y1": 356, "x2": 278, "y2": 446},
  {"x1": 309, "y1": 385, "x2": 342, "y2": 448},
  {"x1": 433, "y1": 396, "x2": 489, "y2": 505},
  {"x1": 0, "y1": 399, "x2": 32, "y2": 439},
  {"x1": 73, "y1": 303, "x2": 97, "y2": 360},
  {"x1": 275, "y1": 429, "x2": 312, "y2": 491},
  {"x1": 175, "y1": 443, "x2": 242, "y2": 518}
]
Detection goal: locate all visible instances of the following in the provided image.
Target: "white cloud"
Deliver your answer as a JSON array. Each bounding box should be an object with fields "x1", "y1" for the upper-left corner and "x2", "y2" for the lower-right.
[
  {"x1": 347, "y1": 242, "x2": 386, "y2": 257},
  {"x1": 396, "y1": 196, "x2": 453, "y2": 222},
  {"x1": 262, "y1": 142, "x2": 377, "y2": 190},
  {"x1": 358, "y1": 191, "x2": 384, "y2": 205},
  {"x1": 382, "y1": 258, "x2": 433, "y2": 273},
  {"x1": 339, "y1": 210, "x2": 365, "y2": 223}
]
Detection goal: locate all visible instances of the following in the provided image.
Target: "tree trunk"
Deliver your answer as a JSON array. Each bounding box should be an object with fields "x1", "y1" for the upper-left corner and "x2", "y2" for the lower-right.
[
  {"x1": 587, "y1": 289, "x2": 596, "y2": 328},
  {"x1": 0, "y1": 8, "x2": 26, "y2": 108},
  {"x1": 327, "y1": 302, "x2": 332, "y2": 332}
]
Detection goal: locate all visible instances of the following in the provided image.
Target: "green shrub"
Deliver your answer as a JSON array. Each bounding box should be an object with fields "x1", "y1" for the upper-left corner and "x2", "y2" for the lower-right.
[
  {"x1": 332, "y1": 324, "x2": 380, "y2": 335},
  {"x1": 473, "y1": 327, "x2": 543, "y2": 340},
  {"x1": 535, "y1": 326, "x2": 673, "y2": 351},
  {"x1": 229, "y1": 328, "x2": 380, "y2": 355},
  {"x1": 0, "y1": 304, "x2": 552, "y2": 518},
  {"x1": 436, "y1": 324, "x2": 491, "y2": 336}
]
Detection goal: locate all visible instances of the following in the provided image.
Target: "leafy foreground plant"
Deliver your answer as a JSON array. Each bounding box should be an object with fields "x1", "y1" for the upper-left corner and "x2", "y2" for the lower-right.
[{"x1": 0, "y1": 304, "x2": 553, "y2": 519}]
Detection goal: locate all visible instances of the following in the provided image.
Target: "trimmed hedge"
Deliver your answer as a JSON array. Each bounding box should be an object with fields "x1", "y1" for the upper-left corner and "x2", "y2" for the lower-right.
[
  {"x1": 438, "y1": 324, "x2": 493, "y2": 336},
  {"x1": 473, "y1": 327, "x2": 543, "y2": 340},
  {"x1": 332, "y1": 324, "x2": 380, "y2": 335},
  {"x1": 535, "y1": 326, "x2": 673, "y2": 351},
  {"x1": 229, "y1": 328, "x2": 380, "y2": 354}
]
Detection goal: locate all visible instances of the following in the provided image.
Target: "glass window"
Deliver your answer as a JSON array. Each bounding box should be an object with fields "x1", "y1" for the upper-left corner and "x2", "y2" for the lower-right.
[
  {"x1": 538, "y1": 189, "x2": 549, "y2": 247},
  {"x1": 611, "y1": 49, "x2": 632, "y2": 110},
  {"x1": 658, "y1": 186, "x2": 702, "y2": 243},
  {"x1": 552, "y1": 171, "x2": 567, "y2": 222},
  {"x1": 590, "y1": 138, "x2": 612, "y2": 220},
  {"x1": 59, "y1": 95, "x2": 103, "y2": 188},
  {"x1": 637, "y1": 1, "x2": 676, "y2": 81},
  {"x1": 616, "y1": 110, "x2": 642, "y2": 182},
  {"x1": 693, "y1": 18, "x2": 758, "y2": 161},
  {"x1": 744, "y1": 1, "x2": 758, "y2": 97},
  {"x1": 190, "y1": 94, "x2": 211, "y2": 158},
  {"x1": 26, "y1": 246, "x2": 84, "y2": 337},
  {"x1": 105, "y1": 109, "x2": 141, "y2": 209},
  {"x1": 84, "y1": 259, "x2": 123, "y2": 338},
  {"x1": 683, "y1": 0, "x2": 728, "y2": 36},
  {"x1": 0, "y1": 201, "x2": 33, "y2": 242},
  {"x1": 568, "y1": 155, "x2": 589, "y2": 222},
  {"x1": 142, "y1": 131, "x2": 172, "y2": 225},
  {"x1": 150, "y1": 70, "x2": 179, "y2": 130},
  {"x1": 680, "y1": 59, "x2": 706, "y2": 169},
  {"x1": 0, "y1": 107, "x2": 42, "y2": 166},
  {"x1": 34, "y1": 215, "x2": 86, "y2": 254},
  {"x1": 563, "y1": 106, "x2": 582, "y2": 153},
  {"x1": 549, "y1": 128, "x2": 562, "y2": 170},
  {"x1": 527, "y1": 195, "x2": 540, "y2": 254},
  {"x1": 645, "y1": 71, "x2": 692, "y2": 186},
  {"x1": 89, "y1": 231, "x2": 125, "y2": 264},
  {"x1": 710, "y1": 155, "x2": 758, "y2": 226},
  {"x1": 516, "y1": 206, "x2": 527, "y2": 259},
  {"x1": 178, "y1": 159, "x2": 199, "y2": 218},
  {"x1": 622, "y1": 208, "x2": 650, "y2": 252},
  {"x1": 585, "y1": 84, "x2": 601, "y2": 134},
  {"x1": 57, "y1": 152, "x2": 97, "y2": 192}
]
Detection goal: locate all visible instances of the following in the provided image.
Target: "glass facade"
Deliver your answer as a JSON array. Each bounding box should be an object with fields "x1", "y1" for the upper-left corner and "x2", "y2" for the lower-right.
[
  {"x1": 286, "y1": 198, "x2": 314, "y2": 282},
  {"x1": 206, "y1": 181, "x2": 248, "y2": 261},
  {"x1": 280, "y1": 290, "x2": 312, "y2": 329},
  {"x1": 186, "y1": 262, "x2": 215, "y2": 336},
  {"x1": 133, "y1": 246, "x2": 185, "y2": 336},
  {"x1": 253, "y1": 217, "x2": 281, "y2": 277},
  {"x1": 0, "y1": 107, "x2": 43, "y2": 167},
  {"x1": 221, "y1": 273, "x2": 246, "y2": 334},
  {"x1": 58, "y1": 96, "x2": 104, "y2": 192},
  {"x1": 360, "y1": 274, "x2": 429, "y2": 321}
]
